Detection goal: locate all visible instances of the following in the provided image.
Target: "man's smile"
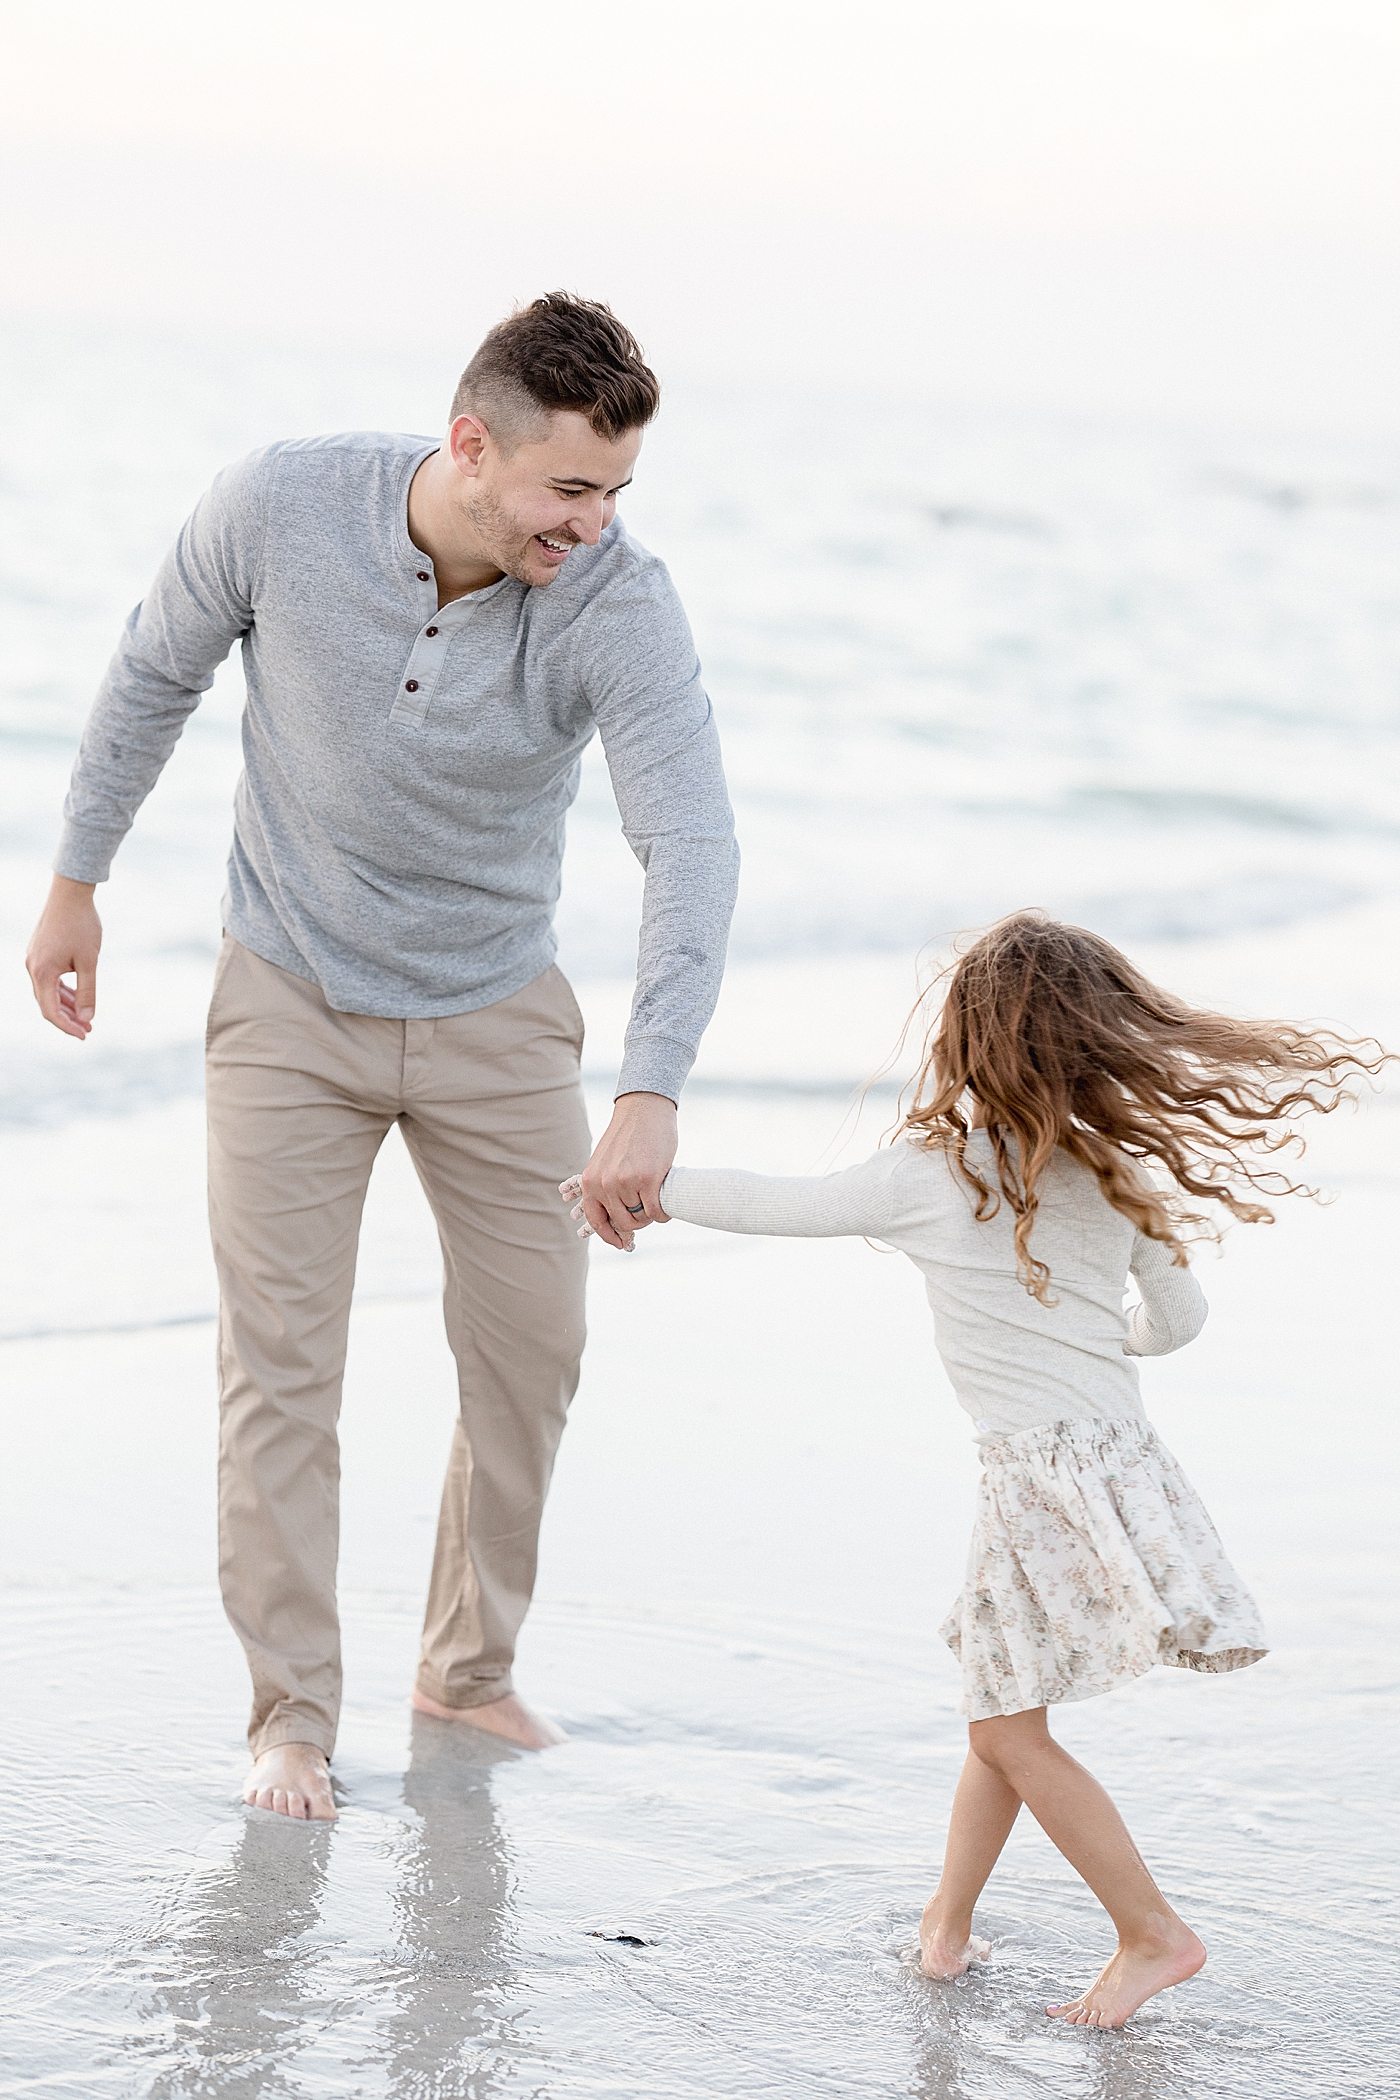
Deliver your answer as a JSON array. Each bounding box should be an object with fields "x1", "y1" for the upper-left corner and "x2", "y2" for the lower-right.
[{"x1": 535, "y1": 533, "x2": 576, "y2": 565}]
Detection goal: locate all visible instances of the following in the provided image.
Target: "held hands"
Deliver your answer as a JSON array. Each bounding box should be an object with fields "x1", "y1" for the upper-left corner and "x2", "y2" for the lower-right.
[
  {"x1": 561, "y1": 1090, "x2": 677, "y2": 1251},
  {"x1": 559, "y1": 1176, "x2": 663, "y2": 1254},
  {"x1": 25, "y1": 876, "x2": 102, "y2": 1040}
]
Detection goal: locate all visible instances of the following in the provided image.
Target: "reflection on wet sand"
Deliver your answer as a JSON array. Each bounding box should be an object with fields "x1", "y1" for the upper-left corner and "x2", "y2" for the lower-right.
[
  {"x1": 140, "y1": 1814, "x2": 335, "y2": 2100},
  {"x1": 380, "y1": 1720, "x2": 522, "y2": 2096},
  {"x1": 135, "y1": 1718, "x2": 523, "y2": 2098},
  {"x1": 10, "y1": 1584, "x2": 1396, "y2": 2097},
  {"x1": 904, "y1": 1913, "x2": 1212, "y2": 2100}
]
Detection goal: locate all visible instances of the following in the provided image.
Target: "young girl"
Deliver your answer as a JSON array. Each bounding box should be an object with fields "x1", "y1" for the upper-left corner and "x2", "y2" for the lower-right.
[{"x1": 563, "y1": 911, "x2": 1387, "y2": 2028}]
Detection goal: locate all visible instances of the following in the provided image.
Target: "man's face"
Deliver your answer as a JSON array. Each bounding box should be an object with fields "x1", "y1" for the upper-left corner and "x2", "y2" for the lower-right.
[{"x1": 453, "y1": 410, "x2": 644, "y2": 588}]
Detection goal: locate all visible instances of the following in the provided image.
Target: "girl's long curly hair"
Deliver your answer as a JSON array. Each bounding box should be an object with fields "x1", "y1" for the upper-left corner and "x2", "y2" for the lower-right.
[{"x1": 898, "y1": 910, "x2": 1390, "y2": 1304}]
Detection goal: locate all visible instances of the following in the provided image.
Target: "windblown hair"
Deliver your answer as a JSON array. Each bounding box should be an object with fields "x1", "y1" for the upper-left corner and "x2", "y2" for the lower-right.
[
  {"x1": 450, "y1": 292, "x2": 660, "y2": 448},
  {"x1": 898, "y1": 910, "x2": 1390, "y2": 1304}
]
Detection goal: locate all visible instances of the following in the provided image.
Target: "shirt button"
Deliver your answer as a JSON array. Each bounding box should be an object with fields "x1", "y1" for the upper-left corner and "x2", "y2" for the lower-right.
[
  {"x1": 425, "y1": 626, "x2": 438, "y2": 637},
  {"x1": 405, "y1": 679, "x2": 420, "y2": 692},
  {"x1": 416, "y1": 570, "x2": 430, "y2": 581}
]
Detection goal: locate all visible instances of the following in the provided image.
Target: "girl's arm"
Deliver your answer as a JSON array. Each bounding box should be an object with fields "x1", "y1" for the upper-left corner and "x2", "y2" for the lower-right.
[
  {"x1": 1125, "y1": 1232, "x2": 1208, "y2": 1355},
  {"x1": 658, "y1": 1145, "x2": 905, "y2": 1239}
]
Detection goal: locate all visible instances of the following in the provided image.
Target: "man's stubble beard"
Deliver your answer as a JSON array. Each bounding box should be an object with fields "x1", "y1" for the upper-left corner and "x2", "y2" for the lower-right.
[{"x1": 464, "y1": 483, "x2": 556, "y2": 587}]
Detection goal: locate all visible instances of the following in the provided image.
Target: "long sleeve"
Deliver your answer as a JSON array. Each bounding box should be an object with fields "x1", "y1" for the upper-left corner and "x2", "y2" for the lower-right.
[
  {"x1": 1124, "y1": 1232, "x2": 1208, "y2": 1355},
  {"x1": 55, "y1": 450, "x2": 271, "y2": 883},
  {"x1": 581, "y1": 552, "x2": 740, "y2": 1105},
  {"x1": 661, "y1": 1147, "x2": 904, "y2": 1239}
]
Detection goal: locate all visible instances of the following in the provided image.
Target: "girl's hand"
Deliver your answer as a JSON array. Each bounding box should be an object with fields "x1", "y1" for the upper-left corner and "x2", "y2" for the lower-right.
[{"x1": 558, "y1": 1175, "x2": 635, "y2": 1252}]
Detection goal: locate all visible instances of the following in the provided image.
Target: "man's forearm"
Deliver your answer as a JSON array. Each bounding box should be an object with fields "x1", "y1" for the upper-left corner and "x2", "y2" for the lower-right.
[
  {"x1": 57, "y1": 618, "x2": 214, "y2": 883},
  {"x1": 615, "y1": 831, "x2": 741, "y2": 1099}
]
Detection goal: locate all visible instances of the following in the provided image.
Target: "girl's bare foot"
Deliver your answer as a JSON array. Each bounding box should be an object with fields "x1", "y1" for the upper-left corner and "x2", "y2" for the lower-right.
[
  {"x1": 918, "y1": 1899, "x2": 992, "y2": 1978},
  {"x1": 242, "y1": 1742, "x2": 337, "y2": 1821},
  {"x1": 1047, "y1": 1923, "x2": 1206, "y2": 2028},
  {"x1": 410, "y1": 1688, "x2": 567, "y2": 1748},
  {"x1": 919, "y1": 1929, "x2": 992, "y2": 1979}
]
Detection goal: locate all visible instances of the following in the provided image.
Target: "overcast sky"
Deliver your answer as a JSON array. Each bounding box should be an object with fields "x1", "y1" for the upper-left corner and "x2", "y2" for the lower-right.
[{"x1": 3, "y1": 1, "x2": 1398, "y2": 427}]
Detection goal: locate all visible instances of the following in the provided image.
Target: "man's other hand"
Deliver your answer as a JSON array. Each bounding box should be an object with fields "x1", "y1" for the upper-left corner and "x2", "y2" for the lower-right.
[
  {"x1": 577, "y1": 1091, "x2": 678, "y2": 1250},
  {"x1": 26, "y1": 875, "x2": 101, "y2": 1040}
]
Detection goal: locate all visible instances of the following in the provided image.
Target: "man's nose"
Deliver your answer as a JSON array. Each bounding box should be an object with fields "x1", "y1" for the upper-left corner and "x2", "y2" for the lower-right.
[{"x1": 565, "y1": 496, "x2": 606, "y2": 545}]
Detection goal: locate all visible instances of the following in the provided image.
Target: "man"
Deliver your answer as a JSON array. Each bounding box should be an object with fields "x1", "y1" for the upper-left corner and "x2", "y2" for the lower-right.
[{"x1": 25, "y1": 294, "x2": 739, "y2": 1821}]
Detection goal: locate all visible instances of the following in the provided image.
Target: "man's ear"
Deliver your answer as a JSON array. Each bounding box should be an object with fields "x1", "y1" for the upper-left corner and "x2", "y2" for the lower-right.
[{"x1": 447, "y1": 414, "x2": 490, "y2": 477}]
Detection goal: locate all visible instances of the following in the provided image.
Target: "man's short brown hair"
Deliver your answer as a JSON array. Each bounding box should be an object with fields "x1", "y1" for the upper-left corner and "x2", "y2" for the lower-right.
[{"x1": 451, "y1": 293, "x2": 660, "y2": 448}]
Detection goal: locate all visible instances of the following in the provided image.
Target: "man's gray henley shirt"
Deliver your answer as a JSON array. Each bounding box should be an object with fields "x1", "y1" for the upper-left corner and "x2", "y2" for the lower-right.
[{"x1": 55, "y1": 432, "x2": 740, "y2": 1102}]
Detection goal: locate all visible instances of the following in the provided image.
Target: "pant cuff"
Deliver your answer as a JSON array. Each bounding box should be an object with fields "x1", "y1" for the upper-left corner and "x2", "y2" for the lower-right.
[
  {"x1": 414, "y1": 1667, "x2": 514, "y2": 1713},
  {"x1": 251, "y1": 1720, "x2": 337, "y2": 1760}
]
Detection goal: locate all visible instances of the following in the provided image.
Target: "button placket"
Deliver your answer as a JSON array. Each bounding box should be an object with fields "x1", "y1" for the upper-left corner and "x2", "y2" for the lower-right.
[
  {"x1": 390, "y1": 606, "x2": 460, "y2": 727},
  {"x1": 389, "y1": 570, "x2": 509, "y2": 727}
]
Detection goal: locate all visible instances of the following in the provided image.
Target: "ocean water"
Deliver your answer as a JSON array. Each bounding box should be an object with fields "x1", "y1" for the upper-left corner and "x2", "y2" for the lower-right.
[{"x1": 1, "y1": 317, "x2": 1397, "y2": 2096}]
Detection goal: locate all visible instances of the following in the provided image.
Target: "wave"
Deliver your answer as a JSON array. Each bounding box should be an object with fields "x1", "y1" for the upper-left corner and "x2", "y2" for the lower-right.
[
  {"x1": 3, "y1": 1041, "x2": 206, "y2": 1128},
  {"x1": 0, "y1": 1045, "x2": 901, "y2": 1132}
]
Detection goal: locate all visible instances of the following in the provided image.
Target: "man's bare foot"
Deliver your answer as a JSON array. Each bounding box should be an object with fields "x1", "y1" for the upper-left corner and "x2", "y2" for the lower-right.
[
  {"x1": 1047, "y1": 1922, "x2": 1206, "y2": 2028},
  {"x1": 242, "y1": 1742, "x2": 337, "y2": 1821},
  {"x1": 410, "y1": 1687, "x2": 567, "y2": 1748},
  {"x1": 918, "y1": 1910, "x2": 992, "y2": 1979}
]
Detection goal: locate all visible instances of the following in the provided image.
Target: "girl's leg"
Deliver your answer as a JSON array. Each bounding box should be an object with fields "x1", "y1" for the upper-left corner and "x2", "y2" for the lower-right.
[
  {"x1": 970, "y1": 1707, "x2": 1205, "y2": 2027},
  {"x1": 919, "y1": 1749, "x2": 1021, "y2": 1977}
]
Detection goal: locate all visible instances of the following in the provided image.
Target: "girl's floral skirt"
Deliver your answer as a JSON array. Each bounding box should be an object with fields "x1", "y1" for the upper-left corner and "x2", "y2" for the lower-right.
[{"x1": 940, "y1": 1415, "x2": 1268, "y2": 1721}]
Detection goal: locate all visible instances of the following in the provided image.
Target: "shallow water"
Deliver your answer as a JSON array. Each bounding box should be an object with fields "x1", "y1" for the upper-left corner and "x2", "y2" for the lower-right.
[
  {"x1": 2, "y1": 320, "x2": 1398, "y2": 2093},
  {"x1": 3, "y1": 1581, "x2": 1396, "y2": 2098},
  {"x1": 3, "y1": 1080, "x2": 1397, "y2": 2095}
]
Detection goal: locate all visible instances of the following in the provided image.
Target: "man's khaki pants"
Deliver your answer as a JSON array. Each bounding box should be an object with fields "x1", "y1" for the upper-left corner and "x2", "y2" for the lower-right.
[{"x1": 205, "y1": 938, "x2": 591, "y2": 1759}]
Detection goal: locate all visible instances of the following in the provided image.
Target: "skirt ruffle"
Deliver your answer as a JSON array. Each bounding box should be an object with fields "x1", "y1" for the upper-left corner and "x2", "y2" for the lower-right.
[{"x1": 939, "y1": 1415, "x2": 1268, "y2": 1721}]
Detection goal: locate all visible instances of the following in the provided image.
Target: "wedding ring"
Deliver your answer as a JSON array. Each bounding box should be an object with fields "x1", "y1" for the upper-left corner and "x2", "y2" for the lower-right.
[{"x1": 624, "y1": 1201, "x2": 645, "y2": 1215}]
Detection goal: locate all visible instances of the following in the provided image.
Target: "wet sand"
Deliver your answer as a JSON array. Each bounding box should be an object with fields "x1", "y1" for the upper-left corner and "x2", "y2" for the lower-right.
[{"x1": 2, "y1": 924, "x2": 1397, "y2": 2097}]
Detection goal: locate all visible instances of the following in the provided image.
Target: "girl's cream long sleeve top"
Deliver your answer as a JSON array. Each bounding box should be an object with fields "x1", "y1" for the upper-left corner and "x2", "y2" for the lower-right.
[{"x1": 659, "y1": 1133, "x2": 1206, "y2": 1442}]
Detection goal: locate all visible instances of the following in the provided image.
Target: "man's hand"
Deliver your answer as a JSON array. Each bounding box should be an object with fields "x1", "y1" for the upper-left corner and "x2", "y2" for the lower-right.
[
  {"x1": 25, "y1": 876, "x2": 102, "y2": 1040},
  {"x1": 575, "y1": 1091, "x2": 678, "y2": 1251}
]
